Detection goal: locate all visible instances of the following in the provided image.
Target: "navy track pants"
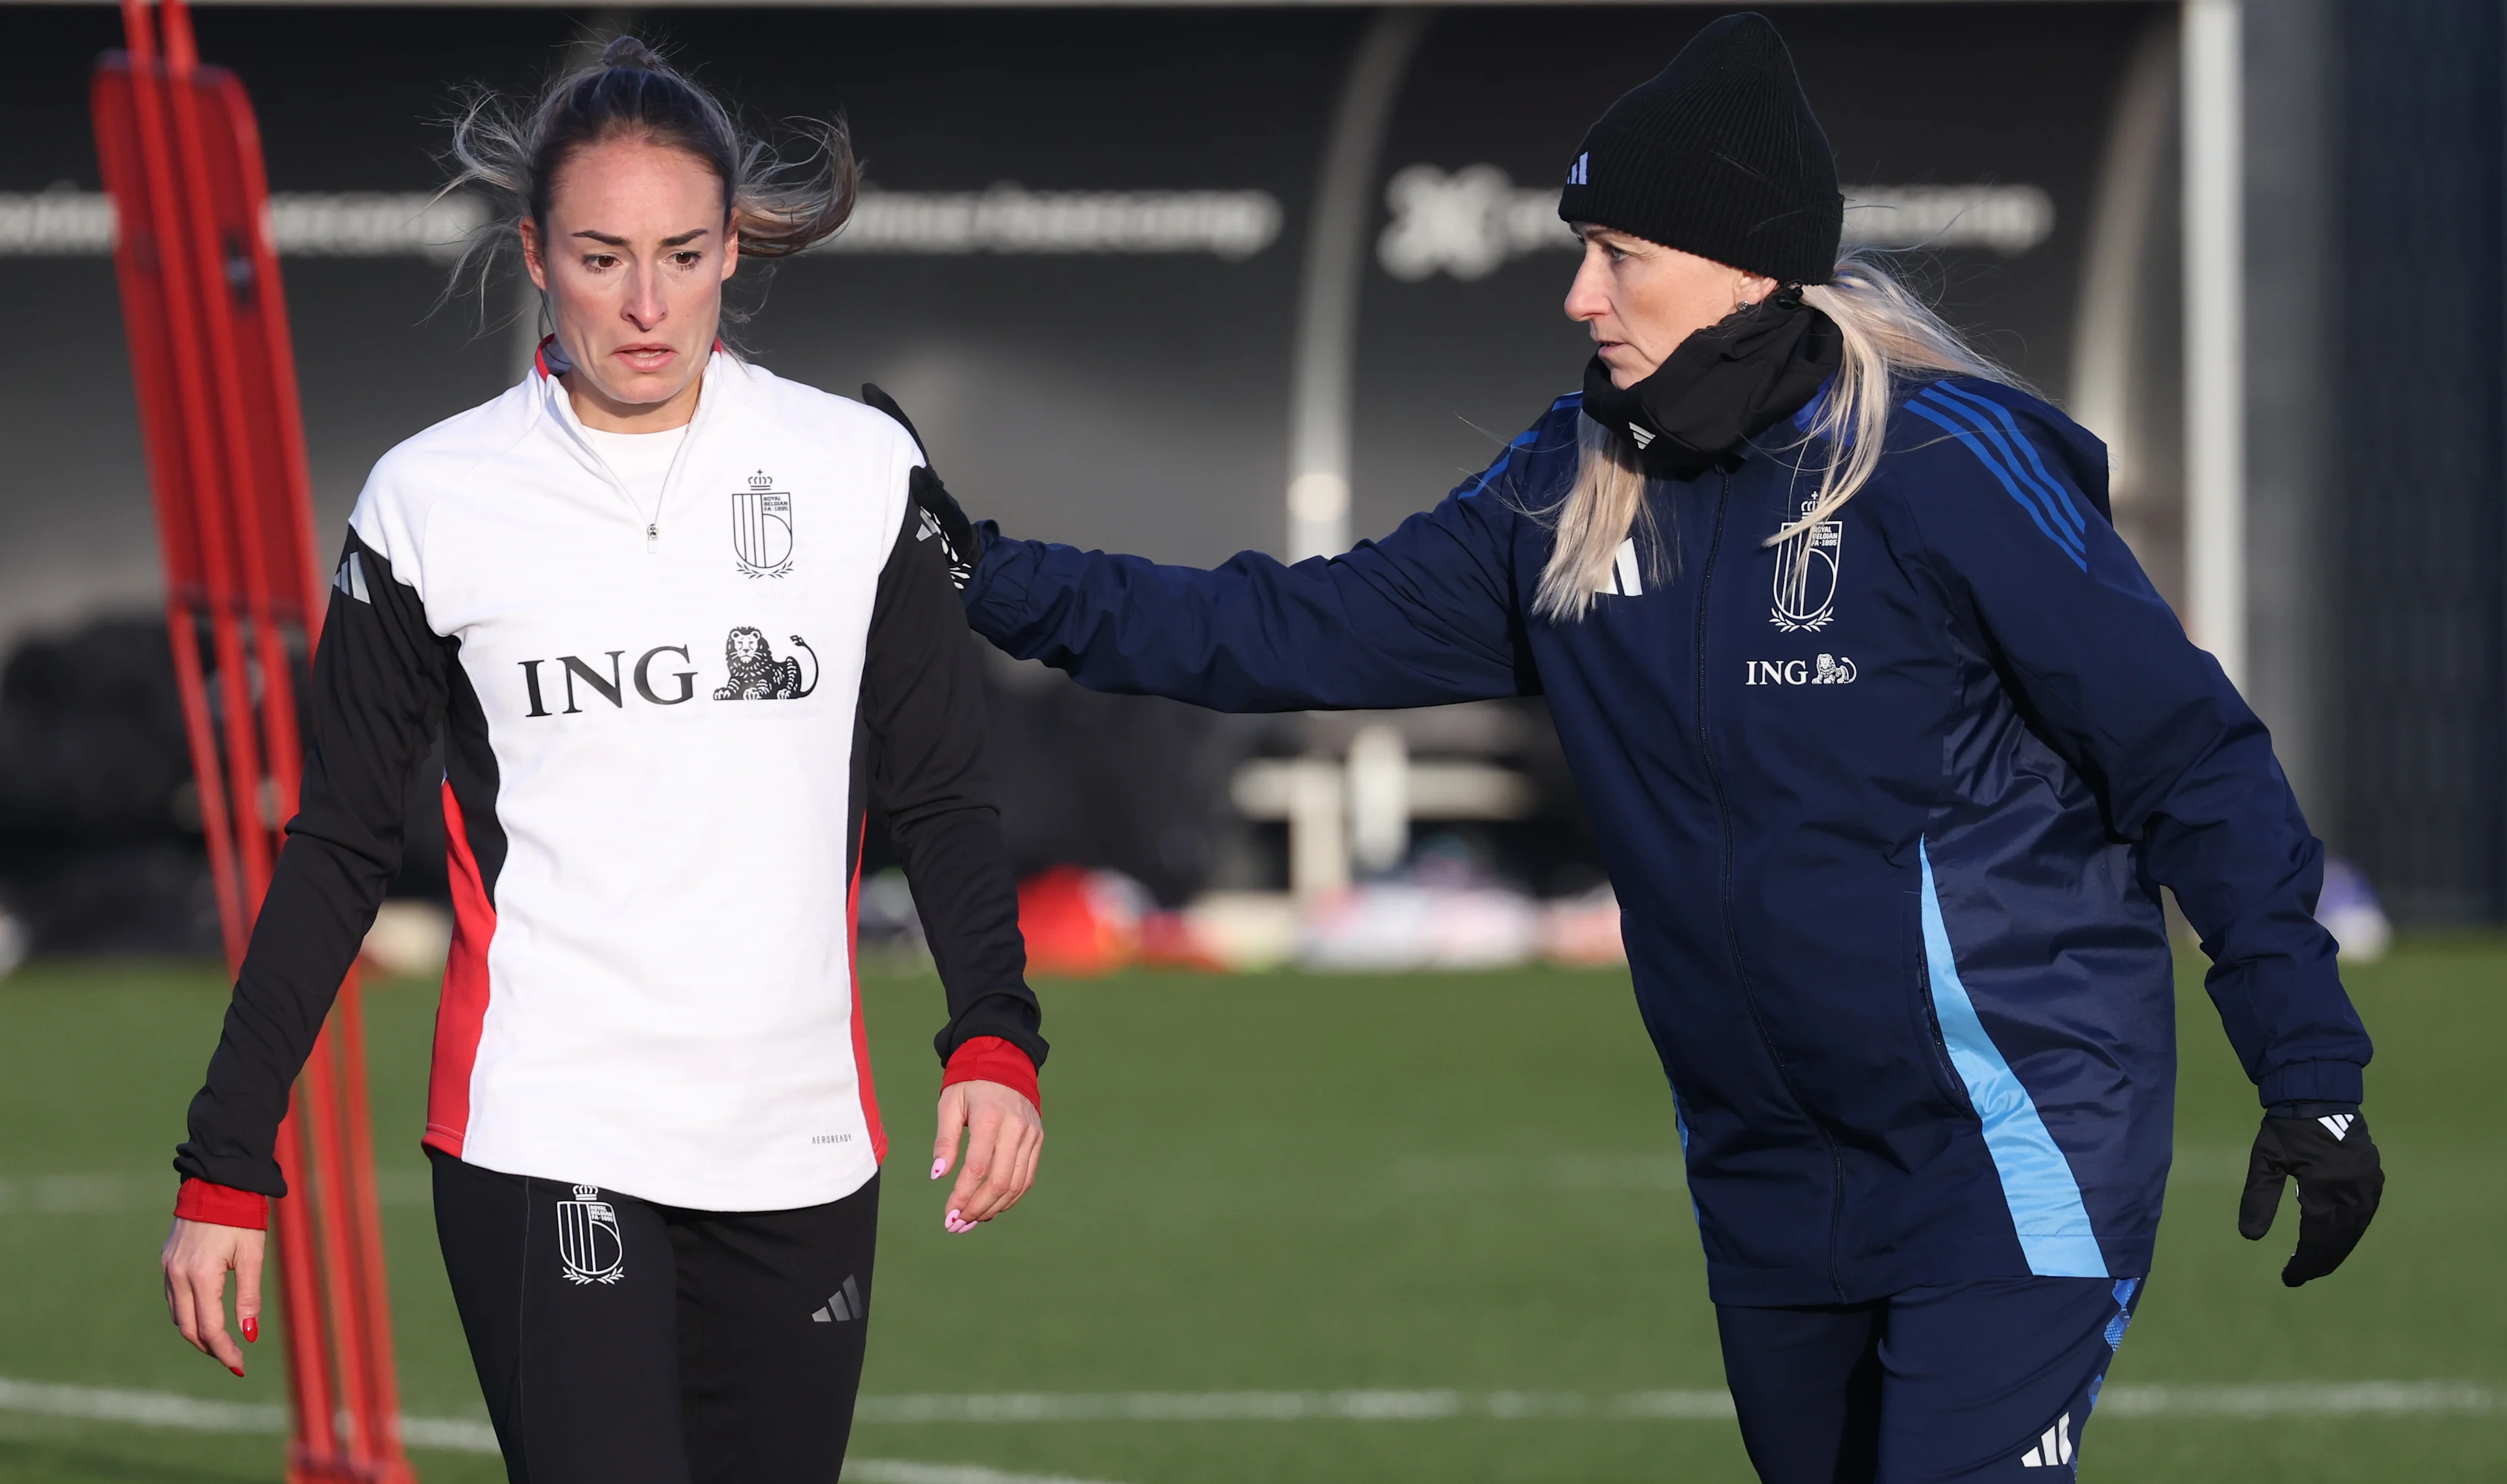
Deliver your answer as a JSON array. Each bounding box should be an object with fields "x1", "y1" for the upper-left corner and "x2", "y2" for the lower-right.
[{"x1": 1717, "y1": 1275, "x2": 2145, "y2": 1483}]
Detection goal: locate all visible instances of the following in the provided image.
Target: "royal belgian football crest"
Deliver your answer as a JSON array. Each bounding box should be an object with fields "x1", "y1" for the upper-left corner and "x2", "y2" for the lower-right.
[
  {"x1": 1771, "y1": 499, "x2": 1842, "y2": 632},
  {"x1": 556, "y1": 1185, "x2": 624, "y2": 1285},
  {"x1": 714, "y1": 627, "x2": 819, "y2": 701},
  {"x1": 732, "y1": 470, "x2": 794, "y2": 578}
]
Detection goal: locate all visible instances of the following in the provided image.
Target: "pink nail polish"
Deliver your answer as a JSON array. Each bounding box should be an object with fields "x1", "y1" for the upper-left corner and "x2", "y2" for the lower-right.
[{"x1": 930, "y1": 1158, "x2": 947, "y2": 1180}]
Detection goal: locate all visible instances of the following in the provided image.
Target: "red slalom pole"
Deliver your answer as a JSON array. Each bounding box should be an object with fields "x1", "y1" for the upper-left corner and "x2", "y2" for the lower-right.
[{"x1": 95, "y1": 3, "x2": 413, "y2": 1478}]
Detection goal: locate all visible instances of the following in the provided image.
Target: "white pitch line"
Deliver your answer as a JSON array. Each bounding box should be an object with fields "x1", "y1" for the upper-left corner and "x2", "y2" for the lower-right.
[
  {"x1": 855, "y1": 1383, "x2": 2501, "y2": 1423},
  {"x1": 0, "y1": 1378, "x2": 1115, "y2": 1483},
  {"x1": 2096, "y1": 1382, "x2": 2502, "y2": 1417},
  {"x1": 856, "y1": 1390, "x2": 1739, "y2": 1423},
  {"x1": 0, "y1": 1378, "x2": 285, "y2": 1434},
  {"x1": 845, "y1": 1465, "x2": 1124, "y2": 1484},
  {"x1": 6, "y1": 1374, "x2": 2495, "y2": 1453}
]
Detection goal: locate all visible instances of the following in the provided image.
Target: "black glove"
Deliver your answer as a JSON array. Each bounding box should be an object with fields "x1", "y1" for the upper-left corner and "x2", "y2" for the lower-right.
[
  {"x1": 2237, "y1": 1105, "x2": 2384, "y2": 1286},
  {"x1": 862, "y1": 382, "x2": 983, "y2": 592}
]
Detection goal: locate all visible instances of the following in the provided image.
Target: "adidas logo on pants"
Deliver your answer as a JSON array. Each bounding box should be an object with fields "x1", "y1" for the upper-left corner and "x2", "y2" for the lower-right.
[{"x1": 2019, "y1": 1412, "x2": 2073, "y2": 1467}]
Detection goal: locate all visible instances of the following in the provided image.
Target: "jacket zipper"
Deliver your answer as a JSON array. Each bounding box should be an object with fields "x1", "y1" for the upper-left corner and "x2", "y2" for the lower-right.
[
  {"x1": 1913, "y1": 938, "x2": 1978, "y2": 1116},
  {"x1": 1692, "y1": 469, "x2": 1852, "y2": 1302}
]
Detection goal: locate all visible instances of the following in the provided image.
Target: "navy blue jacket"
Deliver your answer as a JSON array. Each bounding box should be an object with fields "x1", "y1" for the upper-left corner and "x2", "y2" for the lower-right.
[{"x1": 964, "y1": 377, "x2": 2371, "y2": 1305}]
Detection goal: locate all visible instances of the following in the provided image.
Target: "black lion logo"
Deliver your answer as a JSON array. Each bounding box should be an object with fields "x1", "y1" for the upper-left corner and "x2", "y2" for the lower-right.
[{"x1": 714, "y1": 627, "x2": 818, "y2": 701}]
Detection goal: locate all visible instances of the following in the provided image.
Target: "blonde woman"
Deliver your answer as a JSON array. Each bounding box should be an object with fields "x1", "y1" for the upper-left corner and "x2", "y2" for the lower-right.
[{"x1": 906, "y1": 12, "x2": 2380, "y2": 1482}]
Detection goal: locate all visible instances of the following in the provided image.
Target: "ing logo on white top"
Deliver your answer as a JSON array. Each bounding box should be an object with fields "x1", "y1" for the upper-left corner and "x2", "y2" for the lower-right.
[
  {"x1": 715, "y1": 627, "x2": 819, "y2": 701},
  {"x1": 556, "y1": 1185, "x2": 625, "y2": 1286},
  {"x1": 733, "y1": 470, "x2": 795, "y2": 578},
  {"x1": 1771, "y1": 500, "x2": 1842, "y2": 631}
]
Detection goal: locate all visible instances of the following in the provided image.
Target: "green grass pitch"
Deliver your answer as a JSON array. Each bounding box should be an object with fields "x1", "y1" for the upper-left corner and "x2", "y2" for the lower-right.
[{"x1": 0, "y1": 939, "x2": 2500, "y2": 1481}]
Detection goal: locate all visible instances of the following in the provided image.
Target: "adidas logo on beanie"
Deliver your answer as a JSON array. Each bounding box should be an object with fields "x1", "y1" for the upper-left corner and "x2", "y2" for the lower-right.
[{"x1": 1556, "y1": 11, "x2": 1844, "y2": 286}]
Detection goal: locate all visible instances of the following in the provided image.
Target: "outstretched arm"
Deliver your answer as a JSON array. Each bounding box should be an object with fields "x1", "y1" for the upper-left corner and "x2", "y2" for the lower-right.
[
  {"x1": 872, "y1": 375, "x2": 1547, "y2": 714},
  {"x1": 966, "y1": 493, "x2": 1540, "y2": 712}
]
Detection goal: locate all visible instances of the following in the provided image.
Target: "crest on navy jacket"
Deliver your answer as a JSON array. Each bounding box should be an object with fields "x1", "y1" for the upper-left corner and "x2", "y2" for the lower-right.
[
  {"x1": 714, "y1": 627, "x2": 819, "y2": 701},
  {"x1": 732, "y1": 470, "x2": 795, "y2": 577},
  {"x1": 556, "y1": 1185, "x2": 624, "y2": 1285},
  {"x1": 1771, "y1": 500, "x2": 1842, "y2": 631}
]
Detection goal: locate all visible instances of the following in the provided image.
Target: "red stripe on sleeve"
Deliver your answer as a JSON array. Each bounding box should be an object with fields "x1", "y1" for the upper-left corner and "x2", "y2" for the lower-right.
[
  {"x1": 174, "y1": 1178, "x2": 268, "y2": 1231},
  {"x1": 424, "y1": 781, "x2": 496, "y2": 1158},
  {"x1": 942, "y1": 1035, "x2": 1041, "y2": 1111}
]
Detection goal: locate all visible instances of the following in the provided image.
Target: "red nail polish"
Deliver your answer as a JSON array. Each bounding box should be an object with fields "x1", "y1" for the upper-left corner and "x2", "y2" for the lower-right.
[
  {"x1": 241, "y1": 1318, "x2": 258, "y2": 1343},
  {"x1": 228, "y1": 1364, "x2": 244, "y2": 1378}
]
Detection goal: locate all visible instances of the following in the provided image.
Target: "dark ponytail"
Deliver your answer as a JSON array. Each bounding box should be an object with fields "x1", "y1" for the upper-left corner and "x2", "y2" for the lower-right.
[{"x1": 441, "y1": 35, "x2": 858, "y2": 323}]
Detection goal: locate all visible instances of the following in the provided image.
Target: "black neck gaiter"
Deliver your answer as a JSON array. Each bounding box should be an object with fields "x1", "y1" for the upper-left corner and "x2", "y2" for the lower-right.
[{"x1": 1579, "y1": 291, "x2": 1844, "y2": 479}]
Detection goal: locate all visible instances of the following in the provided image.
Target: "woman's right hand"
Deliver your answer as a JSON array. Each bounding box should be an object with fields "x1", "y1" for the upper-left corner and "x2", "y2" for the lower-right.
[{"x1": 161, "y1": 1217, "x2": 264, "y2": 1376}]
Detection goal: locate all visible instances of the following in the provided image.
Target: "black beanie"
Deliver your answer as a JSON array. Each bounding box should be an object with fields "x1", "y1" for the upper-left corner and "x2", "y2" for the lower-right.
[{"x1": 1556, "y1": 12, "x2": 1842, "y2": 286}]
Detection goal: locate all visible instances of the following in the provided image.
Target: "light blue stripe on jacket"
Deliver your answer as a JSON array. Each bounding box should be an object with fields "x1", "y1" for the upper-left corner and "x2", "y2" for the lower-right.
[{"x1": 1918, "y1": 839, "x2": 2109, "y2": 1276}]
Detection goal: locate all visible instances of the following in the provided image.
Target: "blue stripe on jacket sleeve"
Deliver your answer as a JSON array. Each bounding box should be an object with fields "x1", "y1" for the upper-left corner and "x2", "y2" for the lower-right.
[
  {"x1": 1464, "y1": 414, "x2": 1562, "y2": 501},
  {"x1": 1462, "y1": 451, "x2": 1515, "y2": 499},
  {"x1": 1919, "y1": 839, "x2": 2109, "y2": 1278},
  {"x1": 1928, "y1": 381, "x2": 2087, "y2": 535},
  {"x1": 1904, "y1": 395, "x2": 2089, "y2": 570},
  {"x1": 1912, "y1": 388, "x2": 2087, "y2": 552}
]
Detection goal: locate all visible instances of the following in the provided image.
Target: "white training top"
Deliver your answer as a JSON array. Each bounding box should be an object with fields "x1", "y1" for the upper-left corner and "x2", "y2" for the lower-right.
[
  {"x1": 178, "y1": 347, "x2": 1044, "y2": 1217},
  {"x1": 356, "y1": 354, "x2": 917, "y2": 1208}
]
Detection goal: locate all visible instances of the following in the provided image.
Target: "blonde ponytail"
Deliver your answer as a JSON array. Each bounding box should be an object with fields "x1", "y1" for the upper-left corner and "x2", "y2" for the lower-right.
[{"x1": 1531, "y1": 250, "x2": 2017, "y2": 622}]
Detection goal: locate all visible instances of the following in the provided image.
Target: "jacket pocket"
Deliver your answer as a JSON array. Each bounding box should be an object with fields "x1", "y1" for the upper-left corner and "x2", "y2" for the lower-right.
[{"x1": 1907, "y1": 904, "x2": 1976, "y2": 1116}]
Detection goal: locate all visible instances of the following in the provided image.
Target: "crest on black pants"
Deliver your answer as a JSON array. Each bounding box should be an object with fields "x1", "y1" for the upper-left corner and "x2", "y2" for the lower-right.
[{"x1": 556, "y1": 1185, "x2": 623, "y2": 1286}]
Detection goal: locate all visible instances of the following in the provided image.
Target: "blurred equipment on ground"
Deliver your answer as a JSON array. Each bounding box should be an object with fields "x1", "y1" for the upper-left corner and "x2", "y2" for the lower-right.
[
  {"x1": 0, "y1": 616, "x2": 217, "y2": 956},
  {"x1": 2316, "y1": 859, "x2": 2391, "y2": 964}
]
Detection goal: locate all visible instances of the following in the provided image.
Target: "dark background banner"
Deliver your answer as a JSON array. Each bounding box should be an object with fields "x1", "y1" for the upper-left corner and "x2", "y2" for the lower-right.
[{"x1": 1, "y1": 3, "x2": 2143, "y2": 629}]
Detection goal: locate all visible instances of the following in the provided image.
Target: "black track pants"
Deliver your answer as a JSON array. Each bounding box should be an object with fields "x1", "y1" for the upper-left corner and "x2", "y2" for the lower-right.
[{"x1": 430, "y1": 1148, "x2": 879, "y2": 1484}]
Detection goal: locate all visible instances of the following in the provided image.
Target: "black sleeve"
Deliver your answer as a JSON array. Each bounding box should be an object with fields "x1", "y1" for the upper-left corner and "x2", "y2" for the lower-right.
[
  {"x1": 859, "y1": 499, "x2": 1047, "y2": 1074},
  {"x1": 174, "y1": 531, "x2": 450, "y2": 1195}
]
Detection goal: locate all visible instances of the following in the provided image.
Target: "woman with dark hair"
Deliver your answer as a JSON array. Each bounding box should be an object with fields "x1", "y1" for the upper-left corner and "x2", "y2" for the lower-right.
[
  {"x1": 907, "y1": 13, "x2": 2382, "y2": 1482},
  {"x1": 159, "y1": 39, "x2": 1043, "y2": 1481}
]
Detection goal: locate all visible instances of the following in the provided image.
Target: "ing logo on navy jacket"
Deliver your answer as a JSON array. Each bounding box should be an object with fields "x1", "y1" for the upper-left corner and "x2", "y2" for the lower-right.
[{"x1": 1744, "y1": 654, "x2": 1857, "y2": 686}]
